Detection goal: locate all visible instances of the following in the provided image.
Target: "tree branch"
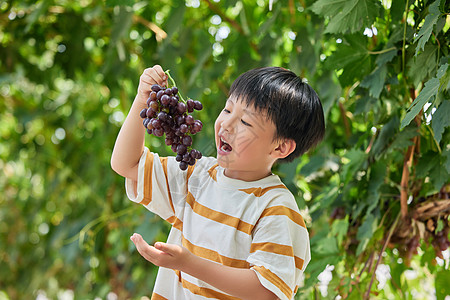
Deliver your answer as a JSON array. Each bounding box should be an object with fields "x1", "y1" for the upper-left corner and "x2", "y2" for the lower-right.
[{"x1": 364, "y1": 212, "x2": 401, "y2": 300}]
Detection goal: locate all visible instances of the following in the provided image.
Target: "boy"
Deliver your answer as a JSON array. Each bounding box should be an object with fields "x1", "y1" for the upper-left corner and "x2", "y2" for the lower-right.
[{"x1": 111, "y1": 65, "x2": 325, "y2": 300}]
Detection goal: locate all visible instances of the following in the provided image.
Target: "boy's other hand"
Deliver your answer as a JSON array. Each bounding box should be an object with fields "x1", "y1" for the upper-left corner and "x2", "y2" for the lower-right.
[
  {"x1": 130, "y1": 233, "x2": 193, "y2": 271},
  {"x1": 136, "y1": 65, "x2": 167, "y2": 105}
]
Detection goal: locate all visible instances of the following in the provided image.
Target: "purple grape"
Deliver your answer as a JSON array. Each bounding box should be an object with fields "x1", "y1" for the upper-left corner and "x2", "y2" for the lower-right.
[
  {"x1": 194, "y1": 100, "x2": 203, "y2": 111},
  {"x1": 176, "y1": 144, "x2": 187, "y2": 155},
  {"x1": 180, "y1": 124, "x2": 189, "y2": 133},
  {"x1": 179, "y1": 161, "x2": 188, "y2": 171},
  {"x1": 156, "y1": 90, "x2": 165, "y2": 100},
  {"x1": 177, "y1": 102, "x2": 186, "y2": 114},
  {"x1": 182, "y1": 135, "x2": 192, "y2": 146},
  {"x1": 153, "y1": 128, "x2": 164, "y2": 137},
  {"x1": 185, "y1": 115, "x2": 194, "y2": 125},
  {"x1": 161, "y1": 95, "x2": 170, "y2": 106},
  {"x1": 151, "y1": 84, "x2": 161, "y2": 92}
]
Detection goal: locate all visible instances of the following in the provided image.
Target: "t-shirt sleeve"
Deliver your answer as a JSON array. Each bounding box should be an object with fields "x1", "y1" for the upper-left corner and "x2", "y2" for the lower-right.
[
  {"x1": 247, "y1": 199, "x2": 311, "y2": 300},
  {"x1": 125, "y1": 147, "x2": 190, "y2": 223}
]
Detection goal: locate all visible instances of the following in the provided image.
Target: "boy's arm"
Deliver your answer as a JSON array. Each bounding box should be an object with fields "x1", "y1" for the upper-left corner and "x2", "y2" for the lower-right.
[
  {"x1": 131, "y1": 233, "x2": 277, "y2": 300},
  {"x1": 111, "y1": 65, "x2": 167, "y2": 181}
]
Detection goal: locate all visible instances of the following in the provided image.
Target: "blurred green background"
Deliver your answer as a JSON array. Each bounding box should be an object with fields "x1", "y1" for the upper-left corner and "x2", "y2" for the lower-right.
[{"x1": 1, "y1": 0, "x2": 449, "y2": 299}]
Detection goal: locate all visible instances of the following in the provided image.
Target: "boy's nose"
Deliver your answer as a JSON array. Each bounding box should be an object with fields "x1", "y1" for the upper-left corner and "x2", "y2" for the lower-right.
[{"x1": 221, "y1": 116, "x2": 236, "y2": 133}]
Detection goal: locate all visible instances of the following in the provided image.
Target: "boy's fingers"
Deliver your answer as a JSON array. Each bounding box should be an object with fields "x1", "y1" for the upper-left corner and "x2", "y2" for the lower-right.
[
  {"x1": 142, "y1": 66, "x2": 167, "y2": 86},
  {"x1": 131, "y1": 233, "x2": 163, "y2": 262},
  {"x1": 153, "y1": 65, "x2": 167, "y2": 80},
  {"x1": 155, "y1": 242, "x2": 176, "y2": 256}
]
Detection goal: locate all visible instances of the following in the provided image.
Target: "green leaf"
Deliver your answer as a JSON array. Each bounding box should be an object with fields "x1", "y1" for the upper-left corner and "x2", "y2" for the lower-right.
[
  {"x1": 367, "y1": 160, "x2": 386, "y2": 213},
  {"x1": 371, "y1": 115, "x2": 400, "y2": 157},
  {"x1": 331, "y1": 215, "x2": 349, "y2": 246},
  {"x1": 401, "y1": 63, "x2": 448, "y2": 129},
  {"x1": 360, "y1": 64, "x2": 388, "y2": 98},
  {"x1": 432, "y1": 100, "x2": 450, "y2": 143},
  {"x1": 325, "y1": 35, "x2": 372, "y2": 86},
  {"x1": 414, "y1": 0, "x2": 441, "y2": 56},
  {"x1": 311, "y1": 0, "x2": 381, "y2": 34},
  {"x1": 407, "y1": 45, "x2": 438, "y2": 86},
  {"x1": 316, "y1": 72, "x2": 342, "y2": 118},
  {"x1": 388, "y1": 126, "x2": 419, "y2": 152},
  {"x1": 416, "y1": 151, "x2": 439, "y2": 178},
  {"x1": 105, "y1": 0, "x2": 135, "y2": 7},
  {"x1": 315, "y1": 236, "x2": 340, "y2": 255},
  {"x1": 310, "y1": 0, "x2": 347, "y2": 19},
  {"x1": 341, "y1": 148, "x2": 367, "y2": 183},
  {"x1": 444, "y1": 148, "x2": 450, "y2": 174},
  {"x1": 25, "y1": 0, "x2": 52, "y2": 33},
  {"x1": 356, "y1": 214, "x2": 377, "y2": 241},
  {"x1": 436, "y1": 270, "x2": 450, "y2": 300},
  {"x1": 429, "y1": 158, "x2": 449, "y2": 191},
  {"x1": 290, "y1": 28, "x2": 317, "y2": 75},
  {"x1": 375, "y1": 48, "x2": 397, "y2": 67},
  {"x1": 356, "y1": 214, "x2": 378, "y2": 255},
  {"x1": 390, "y1": 0, "x2": 406, "y2": 22}
]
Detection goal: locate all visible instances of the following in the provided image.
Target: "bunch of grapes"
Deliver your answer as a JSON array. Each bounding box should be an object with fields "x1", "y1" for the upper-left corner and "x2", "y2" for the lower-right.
[{"x1": 139, "y1": 72, "x2": 203, "y2": 170}]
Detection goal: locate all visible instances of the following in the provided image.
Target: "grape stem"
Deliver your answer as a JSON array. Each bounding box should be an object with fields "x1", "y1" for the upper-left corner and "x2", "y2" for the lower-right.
[{"x1": 165, "y1": 70, "x2": 186, "y2": 104}]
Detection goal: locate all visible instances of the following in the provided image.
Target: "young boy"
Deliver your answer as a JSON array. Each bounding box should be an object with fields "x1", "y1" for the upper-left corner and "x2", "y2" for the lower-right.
[{"x1": 111, "y1": 65, "x2": 325, "y2": 300}]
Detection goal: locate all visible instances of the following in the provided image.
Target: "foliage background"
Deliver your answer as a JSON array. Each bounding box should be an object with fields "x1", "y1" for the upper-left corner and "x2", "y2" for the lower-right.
[{"x1": 1, "y1": 0, "x2": 449, "y2": 299}]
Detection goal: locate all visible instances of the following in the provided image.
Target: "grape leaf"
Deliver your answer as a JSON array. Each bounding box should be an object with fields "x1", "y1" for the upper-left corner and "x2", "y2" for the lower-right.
[
  {"x1": 371, "y1": 115, "x2": 399, "y2": 158},
  {"x1": 416, "y1": 153, "x2": 448, "y2": 192},
  {"x1": 331, "y1": 215, "x2": 349, "y2": 246},
  {"x1": 445, "y1": 148, "x2": 450, "y2": 174},
  {"x1": 416, "y1": 151, "x2": 439, "y2": 178},
  {"x1": 429, "y1": 158, "x2": 449, "y2": 191},
  {"x1": 341, "y1": 148, "x2": 367, "y2": 184},
  {"x1": 388, "y1": 126, "x2": 419, "y2": 152},
  {"x1": 311, "y1": 0, "x2": 381, "y2": 34},
  {"x1": 414, "y1": 0, "x2": 441, "y2": 56},
  {"x1": 356, "y1": 214, "x2": 378, "y2": 255},
  {"x1": 390, "y1": 0, "x2": 406, "y2": 22},
  {"x1": 401, "y1": 63, "x2": 448, "y2": 129},
  {"x1": 436, "y1": 270, "x2": 450, "y2": 300},
  {"x1": 367, "y1": 160, "x2": 386, "y2": 213},
  {"x1": 361, "y1": 64, "x2": 388, "y2": 98},
  {"x1": 290, "y1": 28, "x2": 317, "y2": 75},
  {"x1": 375, "y1": 48, "x2": 397, "y2": 67},
  {"x1": 432, "y1": 100, "x2": 450, "y2": 143},
  {"x1": 310, "y1": 0, "x2": 347, "y2": 18},
  {"x1": 105, "y1": 0, "x2": 135, "y2": 6},
  {"x1": 407, "y1": 45, "x2": 438, "y2": 87},
  {"x1": 315, "y1": 236, "x2": 339, "y2": 255},
  {"x1": 325, "y1": 35, "x2": 371, "y2": 86}
]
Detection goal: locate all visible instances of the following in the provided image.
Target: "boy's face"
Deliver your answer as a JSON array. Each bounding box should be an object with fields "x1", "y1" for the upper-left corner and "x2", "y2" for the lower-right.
[{"x1": 214, "y1": 97, "x2": 279, "y2": 181}]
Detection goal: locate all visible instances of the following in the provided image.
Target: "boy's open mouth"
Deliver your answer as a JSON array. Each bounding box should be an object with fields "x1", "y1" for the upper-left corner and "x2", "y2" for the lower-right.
[{"x1": 220, "y1": 137, "x2": 233, "y2": 152}]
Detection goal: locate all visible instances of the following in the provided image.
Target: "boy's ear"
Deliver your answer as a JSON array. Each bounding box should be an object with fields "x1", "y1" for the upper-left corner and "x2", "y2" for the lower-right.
[{"x1": 272, "y1": 139, "x2": 296, "y2": 159}]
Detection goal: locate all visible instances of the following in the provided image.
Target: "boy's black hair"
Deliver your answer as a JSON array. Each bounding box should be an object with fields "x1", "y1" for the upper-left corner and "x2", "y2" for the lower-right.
[{"x1": 229, "y1": 67, "x2": 325, "y2": 162}]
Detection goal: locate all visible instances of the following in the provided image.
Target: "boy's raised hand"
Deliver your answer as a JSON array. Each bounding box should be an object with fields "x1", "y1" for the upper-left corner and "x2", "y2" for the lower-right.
[
  {"x1": 136, "y1": 65, "x2": 167, "y2": 105},
  {"x1": 130, "y1": 233, "x2": 193, "y2": 271}
]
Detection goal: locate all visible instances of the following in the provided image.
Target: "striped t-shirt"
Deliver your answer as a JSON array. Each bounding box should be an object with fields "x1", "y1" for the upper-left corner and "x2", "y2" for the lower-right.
[{"x1": 125, "y1": 147, "x2": 310, "y2": 300}]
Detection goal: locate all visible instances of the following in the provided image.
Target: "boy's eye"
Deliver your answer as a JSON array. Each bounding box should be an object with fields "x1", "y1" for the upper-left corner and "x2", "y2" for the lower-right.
[
  {"x1": 241, "y1": 119, "x2": 252, "y2": 126},
  {"x1": 223, "y1": 108, "x2": 230, "y2": 113}
]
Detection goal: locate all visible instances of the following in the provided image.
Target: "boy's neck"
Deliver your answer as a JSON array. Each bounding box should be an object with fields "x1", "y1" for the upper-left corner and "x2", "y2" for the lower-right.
[{"x1": 222, "y1": 167, "x2": 273, "y2": 182}]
